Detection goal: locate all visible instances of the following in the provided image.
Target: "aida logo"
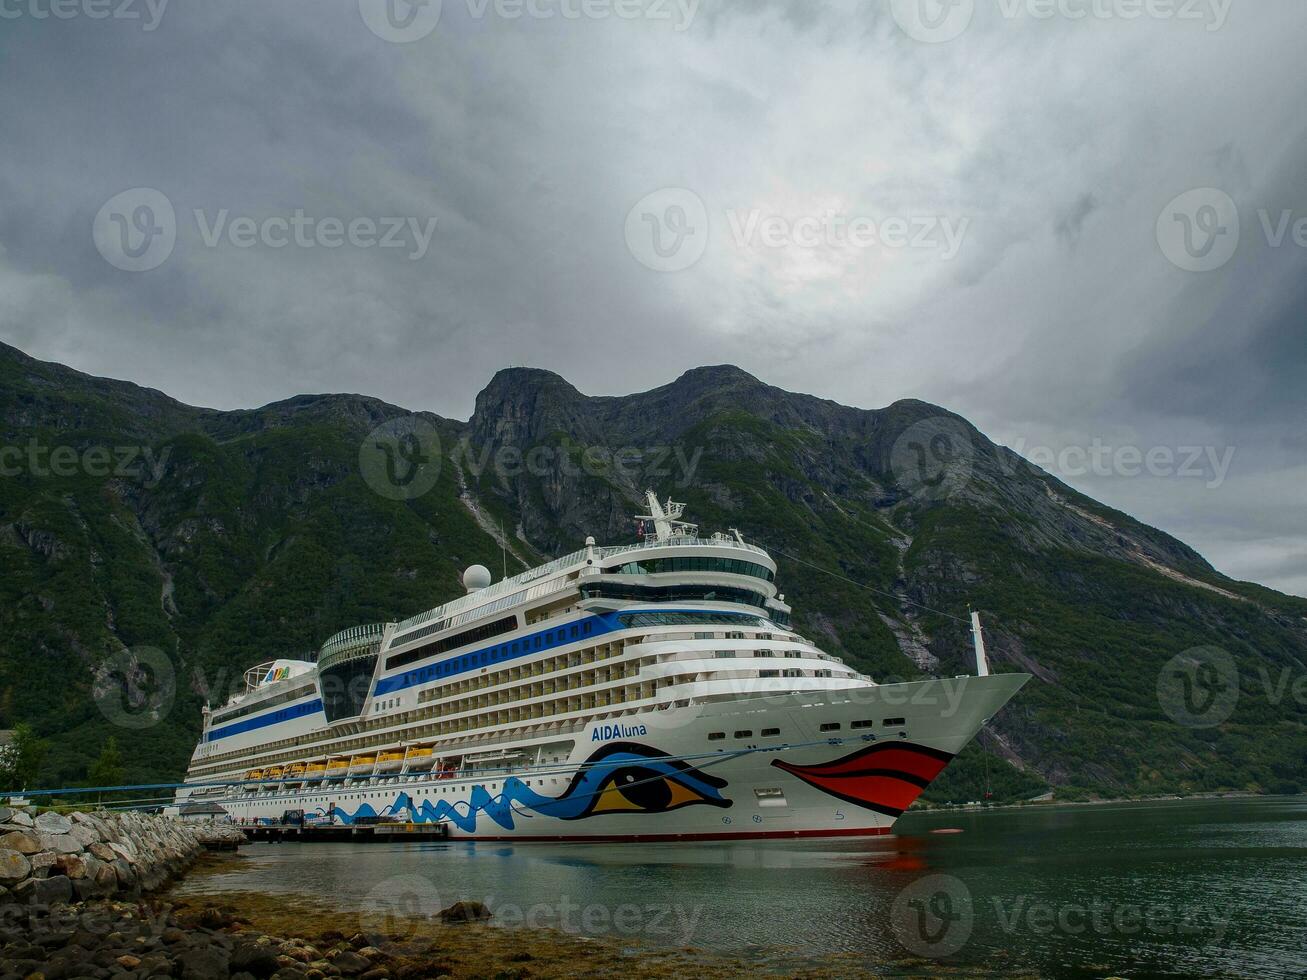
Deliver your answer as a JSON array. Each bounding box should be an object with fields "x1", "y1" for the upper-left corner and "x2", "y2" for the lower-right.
[{"x1": 591, "y1": 723, "x2": 649, "y2": 742}]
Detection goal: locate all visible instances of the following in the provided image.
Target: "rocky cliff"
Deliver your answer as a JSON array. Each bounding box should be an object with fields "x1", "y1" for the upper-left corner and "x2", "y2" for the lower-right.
[{"x1": 2, "y1": 342, "x2": 1304, "y2": 800}]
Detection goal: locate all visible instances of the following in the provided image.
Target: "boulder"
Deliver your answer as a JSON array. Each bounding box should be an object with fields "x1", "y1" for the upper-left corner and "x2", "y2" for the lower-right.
[
  {"x1": 0, "y1": 831, "x2": 41, "y2": 855},
  {"x1": 40, "y1": 834, "x2": 83, "y2": 855},
  {"x1": 231, "y1": 940, "x2": 283, "y2": 977},
  {"x1": 33, "y1": 812, "x2": 72, "y2": 835},
  {"x1": 177, "y1": 944, "x2": 232, "y2": 980},
  {"x1": 108, "y1": 841, "x2": 138, "y2": 865},
  {"x1": 88, "y1": 842, "x2": 116, "y2": 862},
  {"x1": 0, "y1": 847, "x2": 31, "y2": 885},
  {"x1": 53, "y1": 854, "x2": 87, "y2": 880},
  {"x1": 8, "y1": 810, "x2": 33, "y2": 828},
  {"x1": 112, "y1": 859, "x2": 138, "y2": 891},
  {"x1": 28, "y1": 850, "x2": 57, "y2": 877},
  {"x1": 67, "y1": 822, "x2": 100, "y2": 848},
  {"x1": 438, "y1": 900, "x2": 492, "y2": 923},
  {"x1": 0, "y1": 806, "x2": 12, "y2": 823},
  {"x1": 91, "y1": 861, "x2": 118, "y2": 894},
  {"x1": 14, "y1": 873, "x2": 73, "y2": 907},
  {"x1": 329, "y1": 950, "x2": 372, "y2": 975}
]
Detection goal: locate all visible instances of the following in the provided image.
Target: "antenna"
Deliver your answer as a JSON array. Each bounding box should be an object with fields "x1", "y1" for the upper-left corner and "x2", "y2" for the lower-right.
[
  {"x1": 970, "y1": 609, "x2": 991, "y2": 677},
  {"x1": 635, "y1": 490, "x2": 698, "y2": 543},
  {"x1": 499, "y1": 517, "x2": 507, "y2": 579}
]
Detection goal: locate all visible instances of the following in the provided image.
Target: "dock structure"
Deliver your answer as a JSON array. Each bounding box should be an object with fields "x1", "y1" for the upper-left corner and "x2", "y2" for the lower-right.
[{"x1": 238, "y1": 821, "x2": 449, "y2": 843}]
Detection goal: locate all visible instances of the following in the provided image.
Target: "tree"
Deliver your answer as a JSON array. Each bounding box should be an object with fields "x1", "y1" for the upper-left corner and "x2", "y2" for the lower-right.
[
  {"x1": 0, "y1": 723, "x2": 48, "y2": 791},
  {"x1": 87, "y1": 736, "x2": 125, "y2": 792}
]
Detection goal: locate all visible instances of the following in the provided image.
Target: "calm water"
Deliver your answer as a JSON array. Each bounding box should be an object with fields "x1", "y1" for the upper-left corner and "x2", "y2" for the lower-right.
[{"x1": 176, "y1": 797, "x2": 1307, "y2": 978}]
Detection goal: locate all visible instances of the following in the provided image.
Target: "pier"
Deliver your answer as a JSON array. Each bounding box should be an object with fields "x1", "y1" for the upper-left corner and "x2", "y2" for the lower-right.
[{"x1": 238, "y1": 820, "x2": 450, "y2": 843}]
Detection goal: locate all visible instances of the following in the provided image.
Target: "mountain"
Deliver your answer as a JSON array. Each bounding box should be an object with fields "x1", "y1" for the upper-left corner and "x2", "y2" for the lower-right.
[{"x1": 1, "y1": 342, "x2": 1304, "y2": 803}]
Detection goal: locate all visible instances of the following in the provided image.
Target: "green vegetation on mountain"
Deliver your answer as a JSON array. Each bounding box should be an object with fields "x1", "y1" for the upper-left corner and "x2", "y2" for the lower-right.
[{"x1": 1, "y1": 348, "x2": 1304, "y2": 803}]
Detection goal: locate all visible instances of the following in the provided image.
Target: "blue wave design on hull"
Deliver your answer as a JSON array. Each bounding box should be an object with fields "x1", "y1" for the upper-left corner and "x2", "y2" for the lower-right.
[{"x1": 311, "y1": 744, "x2": 731, "y2": 833}]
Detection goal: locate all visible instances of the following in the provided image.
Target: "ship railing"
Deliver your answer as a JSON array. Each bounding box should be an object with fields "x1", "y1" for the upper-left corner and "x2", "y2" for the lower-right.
[
  {"x1": 319, "y1": 622, "x2": 390, "y2": 659},
  {"x1": 391, "y1": 547, "x2": 591, "y2": 637},
  {"x1": 594, "y1": 536, "x2": 770, "y2": 560},
  {"x1": 383, "y1": 537, "x2": 771, "y2": 651}
]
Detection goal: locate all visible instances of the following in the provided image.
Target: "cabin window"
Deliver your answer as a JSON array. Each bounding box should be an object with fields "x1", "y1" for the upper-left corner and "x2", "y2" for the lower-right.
[
  {"x1": 883, "y1": 718, "x2": 906, "y2": 727},
  {"x1": 761, "y1": 727, "x2": 780, "y2": 737},
  {"x1": 852, "y1": 720, "x2": 875, "y2": 729},
  {"x1": 734, "y1": 730, "x2": 753, "y2": 739},
  {"x1": 820, "y1": 723, "x2": 841, "y2": 732},
  {"x1": 708, "y1": 732, "x2": 725, "y2": 741}
]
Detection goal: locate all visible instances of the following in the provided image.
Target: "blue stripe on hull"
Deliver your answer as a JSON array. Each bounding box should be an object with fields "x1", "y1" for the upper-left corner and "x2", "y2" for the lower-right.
[{"x1": 206, "y1": 698, "x2": 324, "y2": 742}]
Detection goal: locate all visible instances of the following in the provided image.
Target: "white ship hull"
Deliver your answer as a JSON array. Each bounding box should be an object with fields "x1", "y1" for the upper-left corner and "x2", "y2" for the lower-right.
[{"x1": 200, "y1": 674, "x2": 1026, "y2": 840}]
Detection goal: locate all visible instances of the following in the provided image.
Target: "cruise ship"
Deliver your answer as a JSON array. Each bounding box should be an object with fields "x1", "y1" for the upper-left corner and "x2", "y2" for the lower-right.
[{"x1": 174, "y1": 493, "x2": 1028, "y2": 840}]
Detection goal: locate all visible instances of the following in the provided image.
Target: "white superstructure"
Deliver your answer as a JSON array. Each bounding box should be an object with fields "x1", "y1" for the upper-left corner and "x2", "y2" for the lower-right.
[{"x1": 175, "y1": 493, "x2": 1028, "y2": 840}]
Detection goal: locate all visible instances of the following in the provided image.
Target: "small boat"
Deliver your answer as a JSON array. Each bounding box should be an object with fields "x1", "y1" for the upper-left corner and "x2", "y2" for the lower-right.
[
  {"x1": 347, "y1": 755, "x2": 376, "y2": 776},
  {"x1": 244, "y1": 769, "x2": 263, "y2": 782},
  {"x1": 375, "y1": 751, "x2": 405, "y2": 773},
  {"x1": 403, "y1": 746, "x2": 435, "y2": 771},
  {"x1": 263, "y1": 766, "x2": 284, "y2": 780},
  {"x1": 325, "y1": 759, "x2": 349, "y2": 780},
  {"x1": 304, "y1": 762, "x2": 327, "y2": 780}
]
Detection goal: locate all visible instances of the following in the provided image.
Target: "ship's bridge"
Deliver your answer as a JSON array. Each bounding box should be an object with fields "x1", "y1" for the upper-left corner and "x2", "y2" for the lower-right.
[
  {"x1": 577, "y1": 492, "x2": 789, "y2": 622},
  {"x1": 582, "y1": 538, "x2": 785, "y2": 621}
]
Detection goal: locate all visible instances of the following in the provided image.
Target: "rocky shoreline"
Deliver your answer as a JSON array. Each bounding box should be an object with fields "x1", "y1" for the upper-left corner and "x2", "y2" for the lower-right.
[
  {"x1": 0, "y1": 809, "x2": 1028, "y2": 979},
  {"x1": 0, "y1": 807, "x2": 245, "y2": 907}
]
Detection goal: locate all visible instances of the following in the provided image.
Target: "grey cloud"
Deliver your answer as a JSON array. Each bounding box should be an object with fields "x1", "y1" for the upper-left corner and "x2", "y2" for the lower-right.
[{"x1": 0, "y1": 0, "x2": 1303, "y2": 594}]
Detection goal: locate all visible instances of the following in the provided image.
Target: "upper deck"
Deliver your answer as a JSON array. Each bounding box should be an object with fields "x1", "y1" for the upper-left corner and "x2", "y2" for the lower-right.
[{"x1": 208, "y1": 493, "x2": 792, "y2": 729}]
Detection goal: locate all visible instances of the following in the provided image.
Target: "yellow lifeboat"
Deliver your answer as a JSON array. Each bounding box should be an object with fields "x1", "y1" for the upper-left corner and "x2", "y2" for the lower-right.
[
  {"x1": 375, "y1": 751, "x2": 405, "y2": 773},
  {"x1": 304, "y1": 762, "x2": 327, "y2": 779},
  {"x1": 264, "y1": 766, "x2": 284, "y2": 780},
  {"x1": 403, "y1": 746, "x2": 435, "y2": 771},
  {"x1": 245, "y1": 769, "x2": 263, "y2": 782},
  {"x1": 325, "y1": 759, "x2": 349, "y2": 779},
  {"x1": 284, "y1": 762, "x2": 306, "y2": 781},
  {"x1": 347, "y1": 754, "x2": 376, "y2": 775}
]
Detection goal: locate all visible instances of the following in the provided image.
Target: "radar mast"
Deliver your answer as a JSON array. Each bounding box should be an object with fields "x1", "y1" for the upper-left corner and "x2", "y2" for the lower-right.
[{"x1": 635, "y1": 490, "x2": 698, "y2": 542}]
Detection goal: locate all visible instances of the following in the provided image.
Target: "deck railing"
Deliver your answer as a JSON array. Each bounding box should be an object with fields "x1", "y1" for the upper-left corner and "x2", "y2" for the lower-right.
[{"x1": 389, "y1": 535, "x2": 771, "y2": 645}]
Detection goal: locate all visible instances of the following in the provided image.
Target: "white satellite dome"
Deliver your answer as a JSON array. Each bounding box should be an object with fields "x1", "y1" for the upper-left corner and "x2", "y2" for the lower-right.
[{"x1": 462, "y1": 564, "x2": 493, "y2": 593}]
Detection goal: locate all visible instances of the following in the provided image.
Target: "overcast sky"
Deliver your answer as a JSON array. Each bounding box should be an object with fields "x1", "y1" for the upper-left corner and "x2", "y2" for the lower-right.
[{"x1": 0, "y1": 0, "x2": 1303, "y2": 595}]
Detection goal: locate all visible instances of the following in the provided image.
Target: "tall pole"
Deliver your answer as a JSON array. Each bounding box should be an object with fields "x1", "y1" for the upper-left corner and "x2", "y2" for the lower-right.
[{"x1": 970, "y1": 610, "x2": 991, "y2": 677}]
